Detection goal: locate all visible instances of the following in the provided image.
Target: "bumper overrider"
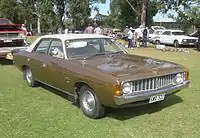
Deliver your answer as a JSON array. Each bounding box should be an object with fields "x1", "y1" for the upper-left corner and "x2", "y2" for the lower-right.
[{"x1": 114, "y1": 80, "x2": 190, "y2": 106}]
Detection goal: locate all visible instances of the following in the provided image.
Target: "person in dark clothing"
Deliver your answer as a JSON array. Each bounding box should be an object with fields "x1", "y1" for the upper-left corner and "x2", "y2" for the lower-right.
[
  {"x1": 142, "y1": 27, "x2": 148, "y2": 47},
  {"x1": 196, "y1": 28, "x2": 200, "y2": 52}
]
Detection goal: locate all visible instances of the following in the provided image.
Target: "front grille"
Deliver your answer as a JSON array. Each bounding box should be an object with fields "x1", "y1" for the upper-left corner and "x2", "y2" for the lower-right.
[
  {"x1": 186, "y1": 39, "x2": 197, "y2": 43},
  {"x1": 0, "y1": 33, "x2": 19, "y2": 37},
  {"x1": 131, "y1": 73, "x2": 183, "y2": 93}
]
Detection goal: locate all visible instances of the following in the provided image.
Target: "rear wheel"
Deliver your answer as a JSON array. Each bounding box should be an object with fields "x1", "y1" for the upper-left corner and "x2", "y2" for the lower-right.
[
  {"x1": 174, "y1": 40, "x2": 179, "y2": 48},
  {"x1": 23, "y1": 68, "x2": 37, "y2": 87},
  {"x1": 79, "y1": 86, "x2": 106, "y2": 119}
]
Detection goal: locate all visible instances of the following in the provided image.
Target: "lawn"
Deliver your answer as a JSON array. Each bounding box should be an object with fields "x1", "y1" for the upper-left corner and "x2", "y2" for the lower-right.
[{"x1": 0, "y1": 37, "x2": 200, "y2": 137}]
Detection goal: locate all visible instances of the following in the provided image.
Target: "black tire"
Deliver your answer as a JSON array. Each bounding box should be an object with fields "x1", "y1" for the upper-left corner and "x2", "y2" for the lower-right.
[
  {"x1": 79, "y1": 86, "x2": 106, "y2": 119},
  {"x1": 155, "y1": 40, "x2": 160, "y2": 45},
  {"x1": 174, "y1": 40, "x2": 179, "y2": 48},
  {"x1": 23, "y1": 68, "x2": 37, "y2": 87}
]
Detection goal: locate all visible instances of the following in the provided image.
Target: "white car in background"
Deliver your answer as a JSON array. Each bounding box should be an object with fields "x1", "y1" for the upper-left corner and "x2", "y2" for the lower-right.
[
  {"x1": 148, "y1": 29, "x2": 165, "y2": 43},
  {"x1": 154, "y1": 30, "x2": 199, "y2": 47}
]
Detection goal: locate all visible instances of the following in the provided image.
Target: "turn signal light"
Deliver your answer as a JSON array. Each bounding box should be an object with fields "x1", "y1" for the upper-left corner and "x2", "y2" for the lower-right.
[
  {"x1": 115, "y1": 84, "x2": 121, "y2": 96},
  {"x1": 185, "y1": 71, "x2": 189, "y2": 80}
]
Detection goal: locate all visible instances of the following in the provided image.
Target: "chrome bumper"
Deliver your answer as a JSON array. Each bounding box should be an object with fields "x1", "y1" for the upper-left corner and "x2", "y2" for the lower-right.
[{"x1": 114, "y1": 80, "x2": 190, "y2": 106}]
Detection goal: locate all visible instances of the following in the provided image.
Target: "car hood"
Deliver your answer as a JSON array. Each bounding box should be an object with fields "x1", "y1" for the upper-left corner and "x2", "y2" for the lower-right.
[
  {"x1": 174, "y1": 35, "x2": 198, "y2": 39},
  {"x1": 77, "y1": 54, "x2": 182, "y2": 79}
]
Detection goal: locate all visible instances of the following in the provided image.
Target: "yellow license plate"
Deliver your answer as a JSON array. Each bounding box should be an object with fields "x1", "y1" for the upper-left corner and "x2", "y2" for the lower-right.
[{"x1": 6, "y1": 53, "x2": 13, "y2": 60}]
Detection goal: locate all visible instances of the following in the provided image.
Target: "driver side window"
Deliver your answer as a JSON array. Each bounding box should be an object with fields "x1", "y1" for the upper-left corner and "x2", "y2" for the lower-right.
[{"x1": 35, "y1": 39, "x2": 51, "y2": 54}]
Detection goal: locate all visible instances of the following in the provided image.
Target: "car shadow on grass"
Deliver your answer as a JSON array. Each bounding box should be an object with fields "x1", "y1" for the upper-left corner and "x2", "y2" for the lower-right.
[
  {"x1": 0, "y1": 58, "x2": 13, "y2": 66},
  {"x1": 37, "y1": 83, "x2": 183, "y2": 120},
  {"x1": 107, "y1": 95, "x2": 183, "y2": 121},
  {"x1": 39, "y1": 83, "x2": 78, "y2": 105}
]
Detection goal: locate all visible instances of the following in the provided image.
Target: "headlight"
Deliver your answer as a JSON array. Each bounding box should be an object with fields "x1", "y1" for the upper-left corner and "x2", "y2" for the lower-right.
[
  {"x1": 174, "y1": 73, "x2": 184, "y2": 84},
  {"x1": 122, "y1": 82, "x2": 133, "y2": 94},
  {"x1": 182, "y1": 39, "x2": 187, "y2": 42},
  {"x1": 19, "y1": 33, "x2": 25, "y2": 38}
]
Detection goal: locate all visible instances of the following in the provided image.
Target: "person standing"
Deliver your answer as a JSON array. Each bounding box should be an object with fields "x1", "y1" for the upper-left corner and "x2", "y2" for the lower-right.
[
  {"x1": 123, "y1": 26, "x2": 129, "y2": 41},
  {"x1": 94, "y1": 25, "x2": 102, "y2": 34},
  {"x1": 84, "y1": 23, "x2": 94, "y2": 34},
  {"x1": 142, "y1": 27, "x2": 148, "y2": 47},
  {"x1": 127, "y1": 27, "x2": 134, "y2": 48},
  {"x1": 21, "y1": 24, "x2": 27, "y2": 46},
  {"x1": 197, "y1": 27, "x2": 200, "y2": 51}
]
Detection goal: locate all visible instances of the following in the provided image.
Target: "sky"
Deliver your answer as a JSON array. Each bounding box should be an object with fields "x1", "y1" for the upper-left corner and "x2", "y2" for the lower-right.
[{"x1": 91, "y1": 0, "x2": 177, "y2": 22}]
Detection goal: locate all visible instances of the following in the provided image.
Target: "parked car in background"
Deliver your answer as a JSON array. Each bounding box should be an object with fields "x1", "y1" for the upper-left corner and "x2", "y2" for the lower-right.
[
  {"x1": 13, "y1": 34, "x2": 190, "y2": 119},
  {"x1": 148, "y1": 29, "x2": 165, "y2": 43},
  {"x1": 154, "y1": 29, "x2": 199, "y2": 47},
  {"x1": 0, "y1": 18, "x2": 26, "y2": 60}
]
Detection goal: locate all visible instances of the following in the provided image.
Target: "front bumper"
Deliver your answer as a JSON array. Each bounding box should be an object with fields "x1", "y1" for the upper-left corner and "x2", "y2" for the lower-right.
[
  {"x1": 0, "y1": 47, "x2": 27, "y2": 60},
  {"x1": 114, "y1": 80, "x2": 190, "y2": 106}
]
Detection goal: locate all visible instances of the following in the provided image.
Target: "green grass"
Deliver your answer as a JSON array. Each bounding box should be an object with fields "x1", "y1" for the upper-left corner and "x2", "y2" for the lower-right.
[{"x1": 1, "y1": 38, "x2": 200, "y2": 137}]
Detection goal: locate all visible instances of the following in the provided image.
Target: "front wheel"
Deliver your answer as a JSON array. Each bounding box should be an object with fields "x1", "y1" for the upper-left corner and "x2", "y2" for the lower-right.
[
  {"x1": 79, "y1": 86, "x2": 106, "y2": 119},
  {"x1": 23, "y1": 68, "x2": 37, "y2": 87},
  {"x1": 174, "y1": 40, "x2": 179, "y2": 48}
]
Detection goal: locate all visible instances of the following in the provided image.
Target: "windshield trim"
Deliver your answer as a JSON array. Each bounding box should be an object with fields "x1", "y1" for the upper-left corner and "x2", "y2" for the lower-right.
[{"x1": 65, "y1": 38, "x2": 127, "y2": 60}]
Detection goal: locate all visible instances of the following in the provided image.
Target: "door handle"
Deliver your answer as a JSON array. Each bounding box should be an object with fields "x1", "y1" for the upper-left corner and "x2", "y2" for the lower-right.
[{"x1": 42, "y1": 63, "x2": 46, "y2": 67}]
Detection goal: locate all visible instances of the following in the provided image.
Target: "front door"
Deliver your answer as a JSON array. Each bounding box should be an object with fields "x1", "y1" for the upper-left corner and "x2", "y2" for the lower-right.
[{"x1": 28, "y1": 38, "x2": 52, "y2": 83}]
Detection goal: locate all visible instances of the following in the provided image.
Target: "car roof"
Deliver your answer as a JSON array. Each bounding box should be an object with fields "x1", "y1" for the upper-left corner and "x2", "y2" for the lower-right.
[
  {"x1": 40, "y1": 34, "x2": 111, "y2": 41},
  {"x1": 163, "y1": 29, "x2": 184, "y2": 32}
]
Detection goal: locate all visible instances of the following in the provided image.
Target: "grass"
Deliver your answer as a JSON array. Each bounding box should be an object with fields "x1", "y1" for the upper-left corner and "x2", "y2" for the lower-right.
[{"x1": 1, "y1": 36, "x2": 200, "y2": 137}]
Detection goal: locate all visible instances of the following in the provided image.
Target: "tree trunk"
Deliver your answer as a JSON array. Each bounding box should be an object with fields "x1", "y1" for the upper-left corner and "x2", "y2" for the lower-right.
[
  {"x1": 141, "y1": 0, "x2": 148, "y2": 27},
  {"x1": 37, "y1": 16, "x2": 41, "y2": 34}
]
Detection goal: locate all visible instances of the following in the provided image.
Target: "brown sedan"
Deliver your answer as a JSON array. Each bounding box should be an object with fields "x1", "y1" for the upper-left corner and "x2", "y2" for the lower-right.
[{"x1": 13, "y1": 34, "x2": 190, "y2": 119}]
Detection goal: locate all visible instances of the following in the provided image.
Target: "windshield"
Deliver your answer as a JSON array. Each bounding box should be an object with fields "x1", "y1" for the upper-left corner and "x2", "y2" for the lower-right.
[
  {"x1": 155, "y1": 31, "x2": 162, "y2": 35},
  {"x1": 172, "y1": 31, "x2": 186, "y2": 35},
  {"x1": 65, "y1": 38, "x2": 125, "y2": 59},
  {"x1": 0, "y1": 19, "x2": 12, "y2": 24}
]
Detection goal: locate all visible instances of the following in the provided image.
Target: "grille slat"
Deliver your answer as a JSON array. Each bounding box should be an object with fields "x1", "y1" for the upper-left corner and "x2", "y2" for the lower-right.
[
  {"x1": 131, "y1": 73, "x2": 181, "y2": 93},
  {"x1": 0, "y1": 33, "x2": 19, "y2": 37}
]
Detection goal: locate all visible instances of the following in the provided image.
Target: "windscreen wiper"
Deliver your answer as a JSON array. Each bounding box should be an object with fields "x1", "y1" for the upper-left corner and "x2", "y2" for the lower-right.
[{"x1": 84, "y1": 53, "x2": 107, "y2": 60}]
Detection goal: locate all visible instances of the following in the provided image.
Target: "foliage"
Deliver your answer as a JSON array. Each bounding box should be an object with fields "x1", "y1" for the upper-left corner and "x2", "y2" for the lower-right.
[
  {"x1": 109, "y1": 0, "x2": 159, "y2": 28},
  {"x1": 176, "y1": 1, "x2": 200, "y2": 29}
]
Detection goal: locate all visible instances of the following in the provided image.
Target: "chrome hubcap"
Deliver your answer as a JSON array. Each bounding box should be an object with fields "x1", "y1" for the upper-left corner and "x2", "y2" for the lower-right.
[
  {"x1": 26, "y1": 69, "x2": 32, "y2": 83},
  {"x1": 82, "y1": 91, "x2": 95, "y2": 112}
]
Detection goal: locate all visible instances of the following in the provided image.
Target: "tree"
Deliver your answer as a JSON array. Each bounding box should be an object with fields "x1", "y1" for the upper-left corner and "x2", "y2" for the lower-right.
[
  {"x1": 68, "y1": 0, "x2": 106, "y2": 29},
  {"x1": 110, "y1": 0, "x2": 159, "y2": 28},
  {"x1": 53, "y1": 0, "x2": 68, "y2": 31},
  {"x1": 0, "y1": 0, "x2": 24, "y2": 23},
  {"x1": 176, "y1": 2, "x2": 200, "y2": 30}
]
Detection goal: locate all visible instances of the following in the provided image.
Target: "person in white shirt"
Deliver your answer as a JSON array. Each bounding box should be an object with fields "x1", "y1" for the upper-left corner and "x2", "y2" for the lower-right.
[
  {"x1": 128, "y1": 27, "x2": 134, "y2": 48},
  {"x1": 134, "y1": 25, "x2": 144, "y2": 47},
  {"x1": 64, "y1": 28, "x2": 69, "y2": 34},
  {"x1": 94, "y1": 25, "x2": 102, "y2": 35}
]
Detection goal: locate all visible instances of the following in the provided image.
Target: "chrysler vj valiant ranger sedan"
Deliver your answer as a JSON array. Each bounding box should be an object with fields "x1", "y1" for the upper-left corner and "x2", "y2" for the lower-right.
[{"x1": 13, "y1": 34, "x2": 190, "y2": 119}]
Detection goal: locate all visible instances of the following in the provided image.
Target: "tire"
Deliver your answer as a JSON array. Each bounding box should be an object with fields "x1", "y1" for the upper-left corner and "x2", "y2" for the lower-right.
[
  {"x1": 174, "y1": 40, "x2": 179, "y2": 48},
  {"x1": 79, "y1": 86, "x2": 106, "y2": 119},
  {"x1": 155, "y1": 40, "x2": 160, "y2": 45},
  {"x1": 23, "y1": 68, "x2": 37, "y2": 87}
]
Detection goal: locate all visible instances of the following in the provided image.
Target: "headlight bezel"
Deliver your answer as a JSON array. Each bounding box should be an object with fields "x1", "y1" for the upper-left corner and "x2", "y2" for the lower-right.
[
  {"x1": 121, "y1": 82, "x2": 133, "y2": 94},
  {"x1": 173, "y1": 73, "x2": 185, "y2": 85}
]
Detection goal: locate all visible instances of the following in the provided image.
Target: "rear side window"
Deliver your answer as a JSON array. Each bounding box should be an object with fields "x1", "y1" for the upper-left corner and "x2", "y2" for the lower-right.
[
  {"x1": 162, "y1": 31, "x2": 171, "y2": 35},
  {"x1": 35, "y1": 39, "x2": 51, "y2": 54},
  {"x1": 48, "y1": 39, "x2": 64, "y2": 59}
]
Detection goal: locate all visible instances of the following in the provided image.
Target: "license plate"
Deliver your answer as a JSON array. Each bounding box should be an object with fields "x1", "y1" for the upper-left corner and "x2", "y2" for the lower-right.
[
  {"x1": 189, "y1": 43, "x2": 193, "y2": 45},
  {"x1": 149, "y1": 93, "x2": 165, "y2": 104},
  {"x1": 4, "y1": 39, "x2": 12, "y2": 43}
]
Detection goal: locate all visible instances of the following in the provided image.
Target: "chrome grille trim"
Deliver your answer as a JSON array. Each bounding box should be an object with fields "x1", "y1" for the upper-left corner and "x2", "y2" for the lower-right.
[
  {"x1": 130, "y1": 73, "x2": 184, "y2": 93},
  {"x1": 0, "y1": 33, "x2": 19, "y2": 37}
]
